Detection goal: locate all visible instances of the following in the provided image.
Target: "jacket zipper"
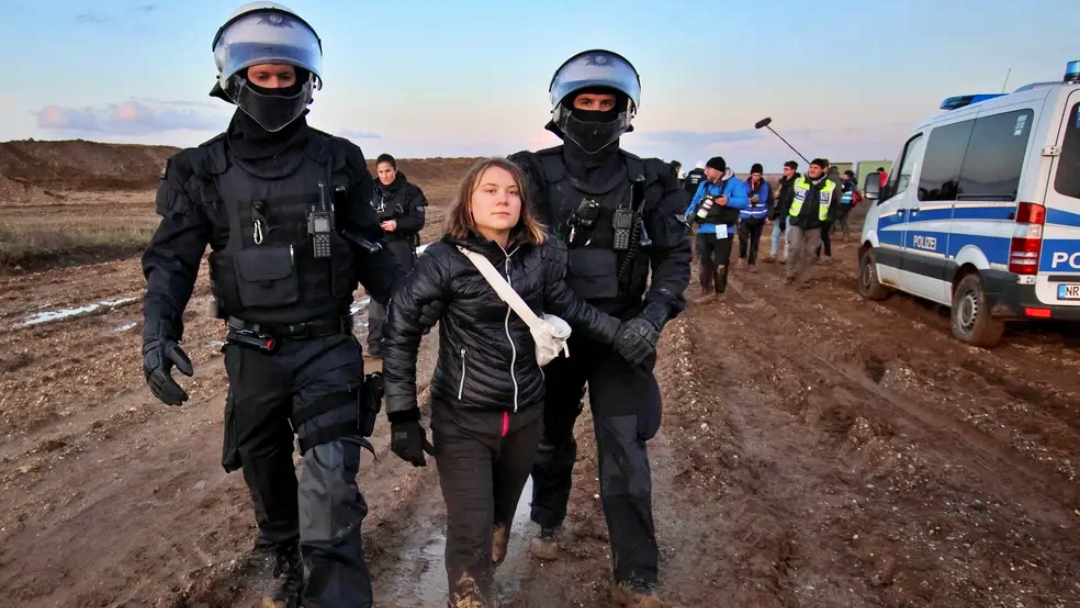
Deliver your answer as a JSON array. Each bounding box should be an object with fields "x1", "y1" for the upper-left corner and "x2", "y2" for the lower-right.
[
  {"x1": 503, "y1": 247, "x2": 520, "y2": 413},
  {"x1": 458, "y1": 347, "x2": 467, "y2": 400}
]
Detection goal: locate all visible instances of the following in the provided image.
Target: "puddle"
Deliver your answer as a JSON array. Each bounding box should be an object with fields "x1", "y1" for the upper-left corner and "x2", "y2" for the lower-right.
[
  {"x1": 388, "y1": 477, "x2": 535, "y2": 607},
  {"x1": 16, "y1": 297, "x2": 137, "y2": 328}
]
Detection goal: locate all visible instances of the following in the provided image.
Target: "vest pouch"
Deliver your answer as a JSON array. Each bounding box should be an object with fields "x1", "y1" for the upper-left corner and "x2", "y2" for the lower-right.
[
  {"x1": 566, "y1": 248, "x2": 620, "y2": 300},
  {"x1": 234, "y1": 246, "x2": 300, "y2": 309}
]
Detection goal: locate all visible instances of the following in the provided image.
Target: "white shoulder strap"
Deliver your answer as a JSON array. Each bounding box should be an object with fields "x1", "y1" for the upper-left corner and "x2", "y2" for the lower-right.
[{"x1": 457, "y1": 246, "x2": 544, "y2": 329}]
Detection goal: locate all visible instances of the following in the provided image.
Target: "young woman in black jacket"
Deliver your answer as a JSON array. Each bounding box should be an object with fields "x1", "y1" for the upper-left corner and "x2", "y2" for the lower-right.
[{"x1": 381, "y1": 157, "x2": 650, "y2": 607}]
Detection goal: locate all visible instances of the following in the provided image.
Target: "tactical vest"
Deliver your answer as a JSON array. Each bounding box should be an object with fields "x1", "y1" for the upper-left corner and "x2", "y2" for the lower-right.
[
  {"x1": 371, "y1": 188, "x2": 399, "y2": 222},
  {"x1": 686, "y1": 169, "x2": 705, "y2": 190},
  {"x1": 191, "y1": 132, "x2": 361, "y2": 325},
  {"x1": 789, "y1": 176, "x2": 835, "y2": 221},
  {"x1": 534, "y1": 148, "x2": 651, "y2": 304}
]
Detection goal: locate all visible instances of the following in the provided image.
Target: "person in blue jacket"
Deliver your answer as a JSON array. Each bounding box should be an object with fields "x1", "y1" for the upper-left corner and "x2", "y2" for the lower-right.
[
  {"x1": 685, "y1": 156, "x2": 749, "y2": 300},
  {"x1": 738, "y1": 162, "x2": 772, "y2": 270}
]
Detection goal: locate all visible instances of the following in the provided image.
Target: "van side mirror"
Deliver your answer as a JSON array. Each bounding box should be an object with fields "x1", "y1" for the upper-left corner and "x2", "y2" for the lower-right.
[{"x1": 863, "y1": 172, "x2": 881, "y2": 201}]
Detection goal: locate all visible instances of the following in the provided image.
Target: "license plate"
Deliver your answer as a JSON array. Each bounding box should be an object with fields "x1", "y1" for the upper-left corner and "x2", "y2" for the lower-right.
[{"x1": 1058, "y1": 284, "x2": 1080, "y2": 300}]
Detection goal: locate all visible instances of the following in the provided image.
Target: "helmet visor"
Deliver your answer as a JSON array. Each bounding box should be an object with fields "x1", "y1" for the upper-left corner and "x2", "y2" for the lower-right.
[
  {"x1": 214, "y1": 11, "x2": 322, "y2": 82},
  {"x1": 550, "y1": 51, "x2": 640, "y2": 112}
]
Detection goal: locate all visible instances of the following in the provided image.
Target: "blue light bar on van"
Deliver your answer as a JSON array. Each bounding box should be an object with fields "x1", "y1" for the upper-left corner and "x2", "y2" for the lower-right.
[
  {"x1": 940, "y1": 93, "x2": 1007, "y2": 111},
  {"x1": 1066, "y1": 60, "x2": 1080, "y2": 84}
]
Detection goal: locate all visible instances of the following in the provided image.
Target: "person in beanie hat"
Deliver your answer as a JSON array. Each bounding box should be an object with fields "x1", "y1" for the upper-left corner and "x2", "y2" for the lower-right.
[
  {"x1": 685, "y1": 156, "x2": 749, "y2": 301},
  {"x1": 785, "y1": 158, "x2": 841, "y2": 288},
  {"x1": 737, "y1": 162, "x2": 771, "y2": 270}
]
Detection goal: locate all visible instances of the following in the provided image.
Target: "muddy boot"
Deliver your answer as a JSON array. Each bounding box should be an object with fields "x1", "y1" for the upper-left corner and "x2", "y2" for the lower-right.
[
  {"x1": 492, "y1": 523, "x2": 509, "y2": 567},
  {"x1": 529, "y1": 526, "x2": 560, "y2": 561},
  {"x1": 762, "y1": 255, "x2": 775, "y2": 264},
  {"x1": 610, "y1": 580, "x2": 666, "y2": 608},
  {"x1": 261, "y1": 542, "x2": 303, "y2": 608}
]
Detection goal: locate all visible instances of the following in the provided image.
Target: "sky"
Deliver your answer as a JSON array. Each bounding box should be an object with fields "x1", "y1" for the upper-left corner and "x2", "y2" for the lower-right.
[{"x1": 1, "y1": 0, "x2": 1080, "y2": 171}]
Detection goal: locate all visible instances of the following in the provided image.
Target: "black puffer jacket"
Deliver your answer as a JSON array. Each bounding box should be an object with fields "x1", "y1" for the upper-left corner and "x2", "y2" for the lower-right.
[
  {"x1": 383, "y1": 230, "x2": 621, "y2": 419},
  {"x1": 372, "y1": 172, "x2": 427, "y2": 243}
]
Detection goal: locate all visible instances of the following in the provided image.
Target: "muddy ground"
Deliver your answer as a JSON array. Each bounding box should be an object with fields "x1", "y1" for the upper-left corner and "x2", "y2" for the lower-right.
[{"x1": 2, "y1": 199, "x2": 1080, "y2": 607}]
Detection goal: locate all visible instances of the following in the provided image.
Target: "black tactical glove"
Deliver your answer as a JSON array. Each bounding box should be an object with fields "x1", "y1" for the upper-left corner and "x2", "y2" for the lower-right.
[
  {"x1": 779, "y1": 216, "x2": 788, "y2": 232},
  {"x1": 389, "y1": 411, "x2": 434, "y2": 467},
  {"x1": 614, "y1": 301, "x2": 671, "y2": 369},
  {"x1": 614, "y1": 317, "x2": 661, "y2": 369},
  {"x1": 142, "y1": 320, "x2": 194, "y2": 406}
]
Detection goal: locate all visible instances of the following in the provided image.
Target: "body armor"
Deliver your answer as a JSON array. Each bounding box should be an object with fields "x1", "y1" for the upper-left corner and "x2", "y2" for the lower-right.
[
  {"x1": 534, "y1": 148, "x2": 651, "y2": 305},
  {"x1": 191, "y1": 133, "x2": 361, "y2": 324}
]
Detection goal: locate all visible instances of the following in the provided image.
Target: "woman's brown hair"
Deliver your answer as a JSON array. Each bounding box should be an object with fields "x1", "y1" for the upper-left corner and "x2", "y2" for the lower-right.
[{"x1": 445, "y1": 157, "x2": 547, "y2": 244}]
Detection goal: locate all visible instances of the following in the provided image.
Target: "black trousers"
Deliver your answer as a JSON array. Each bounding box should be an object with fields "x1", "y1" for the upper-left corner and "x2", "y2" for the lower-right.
[
  {"x1": 366, "y1": 239, "x2": 416, "y2": 357},
  {"x1": 817, "y1": 221, "x2": 833, "y2": 258},
  {"x1": 433, "y1": 412, "x2": 542, "y2": 606},
  {"x1": 222, "y1": 333, "x2": 372, "y2": 608},
  {"x1": 696, "y1": 231, "x2": 733, "y2": 294},
  {"x1": 531, "y1": 333, "x2": 663, "y2": 586},
  {"x1": 737, "y1": 220, "x2": 765, "y2": 265}
]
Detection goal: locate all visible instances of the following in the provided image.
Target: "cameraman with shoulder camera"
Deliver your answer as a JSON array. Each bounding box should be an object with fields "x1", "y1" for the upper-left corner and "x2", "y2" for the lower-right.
[{"x1": 685, "y1": 156, "x2": 749, "y2": 301}]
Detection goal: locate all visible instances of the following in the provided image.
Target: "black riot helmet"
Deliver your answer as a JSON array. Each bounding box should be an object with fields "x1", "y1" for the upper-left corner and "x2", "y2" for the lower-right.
[
  {"x1": 547, "y1": 49, "x2": 641, "y2": 155},
  {"x1": 210, "y1": 2, "x2": 323, "y2": 132}
]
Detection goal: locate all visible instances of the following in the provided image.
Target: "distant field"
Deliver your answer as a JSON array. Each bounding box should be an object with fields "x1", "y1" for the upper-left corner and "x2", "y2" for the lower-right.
[{"x1": 0, "y1": 192, "x2": 159, "y2": 271}]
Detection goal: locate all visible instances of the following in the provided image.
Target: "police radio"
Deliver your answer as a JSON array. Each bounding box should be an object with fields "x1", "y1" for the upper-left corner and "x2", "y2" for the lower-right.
[
  {"x1": 309, "y1": 182, "x2": 334, "y2": 259},
  {"x1": 567, "y1": 198, "x2": 600, "y2": 244},
  {"x1": 612, "y1": 208, "x2": 635, "y2": 251}
]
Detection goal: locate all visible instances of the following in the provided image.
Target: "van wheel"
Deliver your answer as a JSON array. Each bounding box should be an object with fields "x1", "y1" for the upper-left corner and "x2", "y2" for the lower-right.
[
  {"x1": 858, "y1": 249, "x2": 890, "y2": 301},
  {"x1": 951, "y1": 274, "x2": 1005, "y2": 348}
]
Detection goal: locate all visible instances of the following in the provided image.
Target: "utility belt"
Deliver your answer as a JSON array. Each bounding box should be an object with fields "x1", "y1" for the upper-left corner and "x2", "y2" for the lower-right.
[{"x1": 225, "y1": 315, "x2": 353, "y2": 352}]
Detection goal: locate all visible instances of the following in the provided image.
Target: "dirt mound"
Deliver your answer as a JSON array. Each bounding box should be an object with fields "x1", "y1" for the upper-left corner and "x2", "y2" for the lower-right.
[
  {"x1": 0, "y1": 139, "x2": 179, "y2": 192},
  {"x1": 0, "y1": 138, "x2": 483, "y2": 205},
  {"x1": 368, "y1": 157, "x2": 483, "y2": 187},
  {"x1": 0, "y1": 171, "x2": 53, "y2": 205}
]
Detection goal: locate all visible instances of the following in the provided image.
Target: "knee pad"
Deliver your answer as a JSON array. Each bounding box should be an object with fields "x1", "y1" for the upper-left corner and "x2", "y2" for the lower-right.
[{"x1": 292, "y1": 388, "x2": 361, "y2": 454}]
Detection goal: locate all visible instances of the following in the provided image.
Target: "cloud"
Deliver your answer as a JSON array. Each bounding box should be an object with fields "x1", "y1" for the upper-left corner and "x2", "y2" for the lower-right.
[
  {"x1": 76, "y1": 5, "x2": 156, "y2": 24},
  {"x1": 339, "y1": 129, "x2": 382, "y2": 140},
  {"x1": 637, "y1": 129, "x2": 763, "y2": 147},
  {"x1": 75, "y1": 12, "x2": 109, "y2": 24},
  {"x1": 36, "y1": 100, "x2": 226, "y2": 136}
]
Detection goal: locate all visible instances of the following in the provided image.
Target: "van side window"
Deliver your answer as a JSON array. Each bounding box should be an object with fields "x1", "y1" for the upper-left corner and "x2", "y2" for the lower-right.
[
  {"x1": 1055, "y1": 102, "x2": 1080, "y2": 200},
  {"x1": 918, "y1": 120, "x2": 974, "y2": 202},
  {"x1": 916, "y1": 109, "x2": 1035, "y2": 203},
  {"x1": 885, "y1": 133, "x2": 925, "y2": 201},
  {"x1": 958, "y1": 109, "x2": 1033, "y2": 201}
]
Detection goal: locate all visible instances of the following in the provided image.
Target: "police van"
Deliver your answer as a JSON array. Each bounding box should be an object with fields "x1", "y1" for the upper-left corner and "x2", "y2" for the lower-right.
[{"x1": 858, "y1": 60, "x2": 1080, "y2": 347}]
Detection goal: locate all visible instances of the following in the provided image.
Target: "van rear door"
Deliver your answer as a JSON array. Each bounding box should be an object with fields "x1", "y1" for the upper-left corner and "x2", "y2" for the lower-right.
[{"x1": 1037, "y1": 89, "x2": 1080, "y2": 306}]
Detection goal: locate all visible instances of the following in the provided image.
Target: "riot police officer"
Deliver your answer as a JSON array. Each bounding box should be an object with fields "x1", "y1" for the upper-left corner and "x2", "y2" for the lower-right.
[
  {"x1": 140, "y1": 4, "x2": 404, "y2": 606},
  {"x1": 508, "y1": 49, "x2": 691, "y2": 607},
  {"x1": 367, "y1": 153, "x2": 427, "y2": 359}
]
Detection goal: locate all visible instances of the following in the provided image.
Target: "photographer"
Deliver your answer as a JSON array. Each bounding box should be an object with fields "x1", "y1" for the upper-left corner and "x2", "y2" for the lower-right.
[{"x1": 685, "y1": 156, "x2": 749, "y2": 300}]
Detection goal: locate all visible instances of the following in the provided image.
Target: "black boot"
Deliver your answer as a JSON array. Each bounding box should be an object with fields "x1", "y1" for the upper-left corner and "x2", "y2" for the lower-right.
[{"x1": 262, "y1": 541, "x2": 304, "y2": 608}]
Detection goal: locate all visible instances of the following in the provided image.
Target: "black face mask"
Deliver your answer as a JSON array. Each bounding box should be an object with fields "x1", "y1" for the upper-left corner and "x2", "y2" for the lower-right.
[
  {"x1": 226, "y1": 72, "x2": 312, "y2": 133},
  {"x1": 559, "y1": 106, "x2": 627, "y2": 155}
]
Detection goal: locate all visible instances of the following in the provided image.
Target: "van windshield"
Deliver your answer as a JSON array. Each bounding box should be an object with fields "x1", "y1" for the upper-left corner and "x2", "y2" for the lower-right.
[{"x1": 1056, "y1": 102, "x2": 1080, "y2": 200}]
